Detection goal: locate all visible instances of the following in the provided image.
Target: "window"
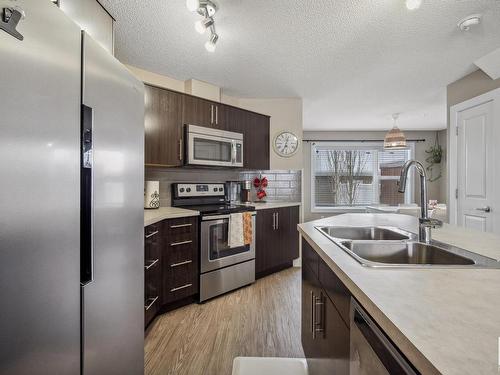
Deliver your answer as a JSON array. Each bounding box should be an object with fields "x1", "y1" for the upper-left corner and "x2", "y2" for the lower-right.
[{"x1": 311, "y1": 142, "x2": 414, "y2": 211}]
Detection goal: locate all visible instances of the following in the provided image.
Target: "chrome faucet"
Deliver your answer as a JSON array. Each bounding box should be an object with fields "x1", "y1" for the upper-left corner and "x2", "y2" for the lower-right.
[{"x1": 398, "y1": 160, "x2": 442, "y2": 243}]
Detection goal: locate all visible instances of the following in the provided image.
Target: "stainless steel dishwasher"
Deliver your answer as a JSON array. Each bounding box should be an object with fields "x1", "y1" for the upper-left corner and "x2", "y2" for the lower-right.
[{"x1": 350, "y1": 299, "x2": 418, "y2": 375}]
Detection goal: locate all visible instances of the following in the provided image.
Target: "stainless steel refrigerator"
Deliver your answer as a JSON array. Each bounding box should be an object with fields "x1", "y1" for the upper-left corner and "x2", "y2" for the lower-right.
[{"x1": 0, "y1": 0, "x2": 145, "y2": 374}]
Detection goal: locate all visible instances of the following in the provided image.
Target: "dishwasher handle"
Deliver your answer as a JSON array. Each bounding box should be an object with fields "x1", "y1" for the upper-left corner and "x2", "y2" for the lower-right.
[{"x1": 352, "y1": 300, "x2": 418, "y2": 375}]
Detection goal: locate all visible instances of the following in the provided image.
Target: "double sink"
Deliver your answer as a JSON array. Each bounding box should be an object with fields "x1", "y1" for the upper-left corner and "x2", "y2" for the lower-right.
[{"x1": 316, "y1": 226, "x2": 500, "y2": 268}]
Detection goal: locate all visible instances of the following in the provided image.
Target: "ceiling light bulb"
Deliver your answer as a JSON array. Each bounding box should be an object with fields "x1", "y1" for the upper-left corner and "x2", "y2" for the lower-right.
[
  {"x1": 186, "y1": 0, "x2": 200, "y2": 12},
  {"x1": 405, "y1": 0, "x2": 421, "y2": 10},
  {"x1": 205, "y1": 33, "x2": 218, "y2": 52},
  {"x1": 195, "y1": 17, "x2": 214, "y2": 34}
]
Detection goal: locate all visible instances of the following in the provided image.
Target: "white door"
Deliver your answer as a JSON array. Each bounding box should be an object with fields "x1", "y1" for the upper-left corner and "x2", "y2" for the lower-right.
[{"x1": 456, "y1": 100, "x2": 496, "y2": 232}]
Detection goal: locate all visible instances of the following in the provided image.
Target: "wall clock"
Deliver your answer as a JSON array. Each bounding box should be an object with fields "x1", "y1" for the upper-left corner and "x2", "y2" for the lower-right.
[{"x1": 273, "y1": 131, "x2": 299, "y2": 157}]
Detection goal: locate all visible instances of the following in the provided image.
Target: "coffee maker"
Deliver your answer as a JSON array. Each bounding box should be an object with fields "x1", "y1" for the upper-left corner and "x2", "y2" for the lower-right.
[
  {"x1": 240, "y1": 180, "x2": 252, "y2": 203},
  {"x1": 226, "y1": 180, "x2": 252, "y2": 204}
]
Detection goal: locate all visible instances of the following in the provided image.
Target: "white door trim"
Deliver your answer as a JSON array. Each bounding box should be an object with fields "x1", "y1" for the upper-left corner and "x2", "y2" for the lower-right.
[{"x1": 449, "y1": 87, "x2": 500, "y2": 226}]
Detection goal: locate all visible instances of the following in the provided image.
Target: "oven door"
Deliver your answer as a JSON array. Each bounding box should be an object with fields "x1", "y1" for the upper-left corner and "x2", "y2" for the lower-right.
[
  {"x1": 200, "y1": 213, "x2": 256, "y2": 273},
  {"x1": 188, "y1": 131, "x2": 239, "y2": 167}
]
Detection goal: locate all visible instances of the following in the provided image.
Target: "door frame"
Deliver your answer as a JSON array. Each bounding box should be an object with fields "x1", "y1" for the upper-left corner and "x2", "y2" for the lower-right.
[{"x1": 449, "y1": 87, "x2": 500, "y2": 226}]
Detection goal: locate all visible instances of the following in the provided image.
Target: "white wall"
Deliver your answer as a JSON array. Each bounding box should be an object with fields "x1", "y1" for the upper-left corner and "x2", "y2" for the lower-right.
[{"x1": 302, "y1": 130, "x2": 446, "y2": 222}]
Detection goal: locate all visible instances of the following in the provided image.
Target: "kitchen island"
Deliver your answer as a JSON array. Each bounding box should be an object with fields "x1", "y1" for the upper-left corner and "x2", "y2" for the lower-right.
[{"x1": 298, "y1": 213, "x2": 500, "y2": 375}]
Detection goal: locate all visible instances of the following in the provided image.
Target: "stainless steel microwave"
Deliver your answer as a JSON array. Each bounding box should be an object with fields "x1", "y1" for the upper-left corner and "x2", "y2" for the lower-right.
[{"x1": 186, "y1": 124, "x2": 243, "y2": 167}]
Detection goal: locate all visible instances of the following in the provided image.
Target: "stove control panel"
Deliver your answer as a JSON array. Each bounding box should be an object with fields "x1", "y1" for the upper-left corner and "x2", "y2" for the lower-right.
[{"x1": 175, "y1": 183, "x2": 225, "y2": 198}]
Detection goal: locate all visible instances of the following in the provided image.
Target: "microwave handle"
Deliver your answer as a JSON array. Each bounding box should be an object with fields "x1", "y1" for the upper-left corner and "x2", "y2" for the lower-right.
[{"x1": 231, "y1": 140, "x2": 237, "y2": 164}]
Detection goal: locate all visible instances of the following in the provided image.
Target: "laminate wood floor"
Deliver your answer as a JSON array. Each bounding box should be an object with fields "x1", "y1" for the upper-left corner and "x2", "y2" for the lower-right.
[{"x1": 145, "y1": 267, "x2": 304, "y2": 375}]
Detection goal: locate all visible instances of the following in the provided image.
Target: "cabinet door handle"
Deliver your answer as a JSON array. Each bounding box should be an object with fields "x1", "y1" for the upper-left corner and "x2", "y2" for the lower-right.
[
  {"x1": 215, "y1": 105, "x2": 218, "y2": 124},
  {"x1": 210, "y1": 105, "x2": 214, "y2": 124},
  {"x1": 170, "y1": 240, "x2": 193, "y2": 247},
  {"x1": 171, "y1": 283, "x2": 192, "y2": 292},
  {"x1": 145, "y1": 230, "x2": 159, "y2": 239},
  {"x1": 276, "y1": 212, "x2": 279, "y2": 229},
  {"x1": 310, "y1": 290, "x2": 314, "y2": 333},
  {"x1": 272, "y1": 212, "x2": 276, "y2": 230},
  {"x1": 170, "y1": 260, "x2": 192, "y2": 268},
  {"x1": 179, "y1": 139, "x2": 183, "y2": 161},
  {"x1": 170, "y1": 223, "x2": 192, "y2": 229},
  {"x1": 144, "y1": 296, "x2": 159, "y2": 311},
  {"x1": 315, "y1": 294, "x2": 325, "y2": 337},
  {"x1": 144, "y1": 259, "x2": 159, "y2": 270}
]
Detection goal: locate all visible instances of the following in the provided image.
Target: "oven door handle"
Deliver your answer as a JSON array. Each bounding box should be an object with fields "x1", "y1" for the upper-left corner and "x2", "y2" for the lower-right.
[{"x1": 202, "y1": 212, "x2": 256, "y2": 221}]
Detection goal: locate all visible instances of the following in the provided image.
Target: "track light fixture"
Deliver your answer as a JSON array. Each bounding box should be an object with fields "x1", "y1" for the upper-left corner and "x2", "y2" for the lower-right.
[
  {"x1": 195, "y1": 17, "x2": 214, "y2": 34},
  {"x1": 186, "y1": 0, "x2": 219, "y2": 52},
  {"x1": 204, "y1": 33, "x2": 218, "y2": 52}
]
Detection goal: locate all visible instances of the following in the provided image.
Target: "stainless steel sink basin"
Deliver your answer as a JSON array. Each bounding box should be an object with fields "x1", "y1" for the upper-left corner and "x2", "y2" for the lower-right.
[
  {"x1": 316, "y1": 226, "x2": 414, "y2": 241},
  {"x1": 315, "y1": 225, "x2": 500, "y2": 268},
  {"x1": 341, "y1": 241, "x2": 475, "y2": 266}
]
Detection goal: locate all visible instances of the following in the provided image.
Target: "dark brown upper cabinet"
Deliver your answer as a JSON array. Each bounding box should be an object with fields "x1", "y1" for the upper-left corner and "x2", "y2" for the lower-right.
[
  {"x1": 144, "y1": 85, "x2": 270, "y2": 169},
  {"x1": 244, "y1": 111, "x2": 270, "y2": 170},
  {"x1": 144, "y1": 85, "x2": 184, "y2": 167}
]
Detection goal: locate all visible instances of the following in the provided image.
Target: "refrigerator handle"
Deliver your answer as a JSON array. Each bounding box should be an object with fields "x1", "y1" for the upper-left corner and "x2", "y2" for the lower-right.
[{"x1": 81, "y1": 104, "x2": 94, "y2": 285}]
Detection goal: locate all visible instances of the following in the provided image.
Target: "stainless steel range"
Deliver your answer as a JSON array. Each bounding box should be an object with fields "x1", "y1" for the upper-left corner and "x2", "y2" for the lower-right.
[{"x1": 172, "y1": 183, "x2": 256, "y2": 301}]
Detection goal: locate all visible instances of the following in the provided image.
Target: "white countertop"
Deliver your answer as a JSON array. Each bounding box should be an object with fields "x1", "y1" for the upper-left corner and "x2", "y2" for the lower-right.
[
  {"x1": 245, "y1": 201, "x2": 301, "y2": 210},
  {"x1": 144, "y1": 207, "x2": 199, "y2": 227},
  {"x1": 298, "y1": 214, "x2": 500, "y2": 375}
]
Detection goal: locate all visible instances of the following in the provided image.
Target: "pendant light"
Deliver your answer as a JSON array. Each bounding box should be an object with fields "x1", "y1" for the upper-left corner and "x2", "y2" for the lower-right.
[{"x1": 384, "y1": 113, "x2": 407, "y2": 150}]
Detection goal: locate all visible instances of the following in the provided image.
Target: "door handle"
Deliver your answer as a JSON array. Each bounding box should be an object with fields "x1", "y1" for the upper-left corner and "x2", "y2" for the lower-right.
[
  {"x1": 179, "y1": 139, "x2": 183, "y2": 161},
  {"x1": 210, "y1": 105, "x2": 214, "y2": 124},
  {"x1": 81, "y1": 104, "x2": 94, "y2": 286},
  {"x1": 276, "y1": 212, "x2": 279, "y2": 229},
  {"x1": 272, "y1": 212, "x2": 276, "y2": 230},
  {"x1": 475, "y1": 206, "x2": 491, "y2": 213},
  {"x1": 215, "y1": 105, "x2": 218, "y2": 124}
]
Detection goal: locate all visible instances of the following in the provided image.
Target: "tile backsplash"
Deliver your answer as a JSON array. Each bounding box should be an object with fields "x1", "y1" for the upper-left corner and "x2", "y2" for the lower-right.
[
  {"x1": 239, "y1": 170, "x2": 302, "y2": 202},
  {"x1": 145, "y1": 168, "x2": 302, "y2": 207}
]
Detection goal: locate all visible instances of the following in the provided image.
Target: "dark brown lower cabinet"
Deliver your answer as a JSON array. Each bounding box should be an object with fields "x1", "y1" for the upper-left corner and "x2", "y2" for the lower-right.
[
  {"x1": 301, "y1": 239, "x2": 350, "y2": 375},
  {"x1": 255, "y1": 205, "x2": 300, "y2": 277},
  {"x1": 144, "y1": 216, "x2": 199, "y2": 328},
  {"x1": 144, "y1": 223, "x2": 162, "y2": 327}
]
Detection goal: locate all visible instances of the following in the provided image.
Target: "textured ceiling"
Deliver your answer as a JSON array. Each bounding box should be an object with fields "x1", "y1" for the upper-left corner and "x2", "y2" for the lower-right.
[{"x1": 102, "y1": 0, "x2": 500, "y2": 131}]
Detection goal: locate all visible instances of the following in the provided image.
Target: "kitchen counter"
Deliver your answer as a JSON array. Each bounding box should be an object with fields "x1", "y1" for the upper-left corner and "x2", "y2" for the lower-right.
[
  {"x1": 298, "y1": 214, "x2": 500, "y2": 375},
  {"x1": 245, "y1": 201, "x2": 301, "y2": 210},
  {"x1": 144, "y1": 207, "x2": 199, "y2": 227}
]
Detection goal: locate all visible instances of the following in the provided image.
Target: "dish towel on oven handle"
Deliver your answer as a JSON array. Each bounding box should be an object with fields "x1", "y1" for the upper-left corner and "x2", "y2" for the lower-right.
[
  {"x1": 242, "y1": 212, "x2": 253, "y2": 245},
  {"x1": 228, "y1": 213, "x2": 244, "y2": 248}
]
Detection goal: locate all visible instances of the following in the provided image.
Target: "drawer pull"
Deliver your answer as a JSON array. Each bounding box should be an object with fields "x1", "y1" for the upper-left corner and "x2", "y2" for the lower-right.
[
  {"x1": 170, "y1": 223, "x2": 192, "y2": 229},
  {"x1": 170, "y1": 283, "x2": 192, "y2": 292},
  {"x1": 145, "y1": 259, "x2": 159, "y2": 270},
  {"x1": 170, "y1": 260, "x2": 192, "y2": 268},
  {"x1": 144, "y1": 296, "x2": 159, "y2": 311},
  {"x1": 145, "y1": 230, "x2": 159, "y2": 239},
  {"x1": 170, "y1": 240, "x2": 192, "y2": 247}
]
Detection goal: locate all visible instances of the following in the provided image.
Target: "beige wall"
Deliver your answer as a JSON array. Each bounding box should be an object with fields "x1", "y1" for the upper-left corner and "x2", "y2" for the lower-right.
[
  {"x1": 125, "y1": 65, "x2": 185, "y2": 92},
  {"x1": 221, "y1": 96, "x2": 303, "y2": 170},
  {"x1": 447, "y1": 69, "x2": 500, "y2": 108},
  {"x1": 302, "y1": 131, "x2": 446, "y2": 222}
]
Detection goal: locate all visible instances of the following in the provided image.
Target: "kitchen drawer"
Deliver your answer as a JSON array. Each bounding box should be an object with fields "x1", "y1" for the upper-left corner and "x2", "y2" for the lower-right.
[
  {"x1": 165, "y1": 241, "x2": 196, "y2": 265},
  {"x1": 145, "y1": 260, "x2": 161, "y2": 327},
  {"x1": 164, "y1": 217, "x2": 197, "y2": 238},
  {"x1": 318, "y1": 257, "x2": 351, "y2": 327},
  {"x1": 162, "y1": 261, "x2": 198, "y2": 304},
  {"x1": 302, "y1": 238, "x2": 319, "y2": 278}
]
